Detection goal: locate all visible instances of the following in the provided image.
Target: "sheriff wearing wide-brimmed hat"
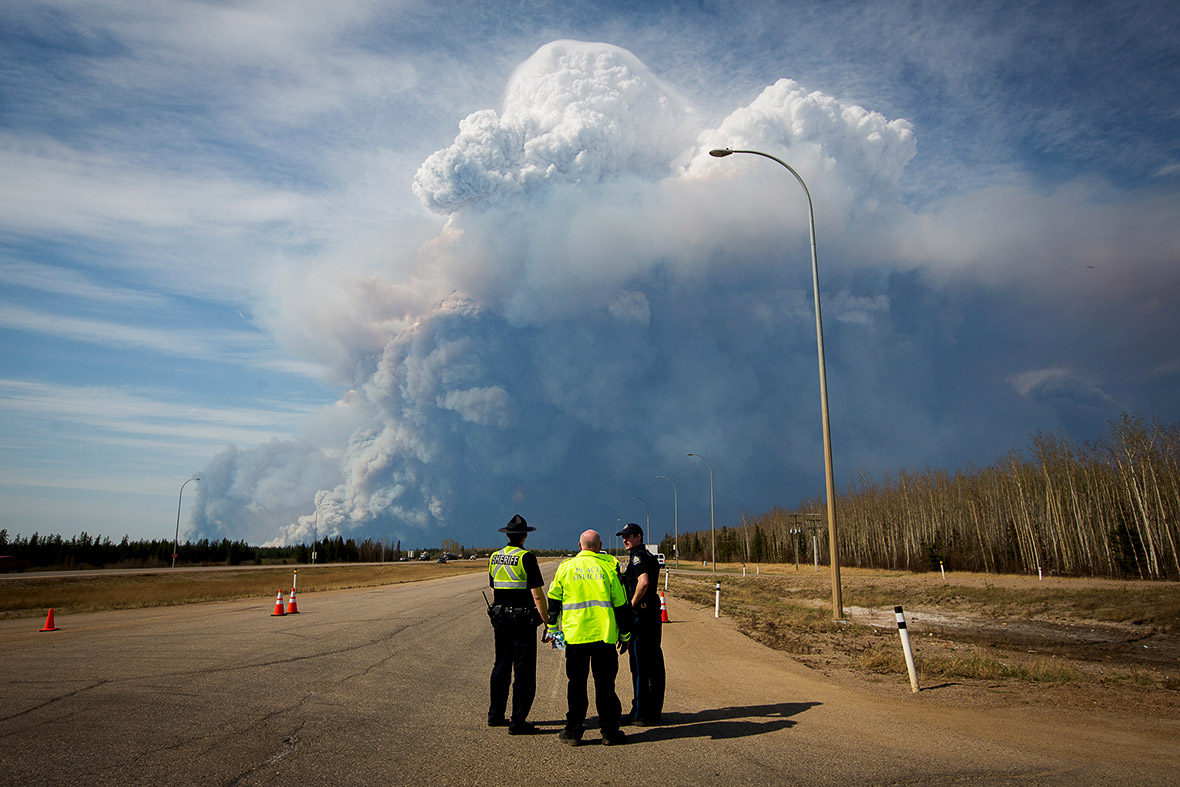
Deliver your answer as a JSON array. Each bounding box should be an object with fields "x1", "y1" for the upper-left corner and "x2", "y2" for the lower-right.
[{"x1": 486, "y1": 514, "x2": 548, "y2": 735}]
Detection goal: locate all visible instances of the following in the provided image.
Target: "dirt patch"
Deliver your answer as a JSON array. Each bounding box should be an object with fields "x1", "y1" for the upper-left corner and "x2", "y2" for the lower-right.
[
  {"x1": 872, "y1": 607, "x2": 1180, "y2": 670},
  {"x1": 668, "y1": 564, "x2": 1180, "y2": 715}
]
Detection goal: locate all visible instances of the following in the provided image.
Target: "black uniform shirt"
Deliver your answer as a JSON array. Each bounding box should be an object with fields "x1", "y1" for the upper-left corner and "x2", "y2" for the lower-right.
[
  {"x1": 489, "y1": 548, "x2": 543, "y2": 608},
  {"x1": 623, "y1": 545, "x2": 661, "y2": 618}
]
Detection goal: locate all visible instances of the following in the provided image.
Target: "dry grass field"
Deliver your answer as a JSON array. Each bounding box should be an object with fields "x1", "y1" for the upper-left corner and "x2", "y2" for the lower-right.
[
  {"x1": 0, "y1": 560, "x2": 486, "y2": 619},
  {"x1": 667, "y1": 562, "x2": 1180, "y2": 714}
]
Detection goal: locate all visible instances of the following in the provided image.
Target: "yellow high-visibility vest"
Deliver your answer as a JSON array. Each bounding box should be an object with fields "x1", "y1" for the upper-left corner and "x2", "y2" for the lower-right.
[
  {"x1": 548, "y1": 550, "x2": 628, "y2": 645},
  {"x1": 489, "y1": 545, "x2": 530, "y2": 590}
]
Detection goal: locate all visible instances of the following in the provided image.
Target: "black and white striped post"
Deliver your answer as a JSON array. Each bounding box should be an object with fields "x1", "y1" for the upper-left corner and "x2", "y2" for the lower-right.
[
  {"x1": 715, "y1": 581, "x2": 721, "y2": 618},
  {"x1": 894, "y1": 605, "x2": 920, "y2": 693}
]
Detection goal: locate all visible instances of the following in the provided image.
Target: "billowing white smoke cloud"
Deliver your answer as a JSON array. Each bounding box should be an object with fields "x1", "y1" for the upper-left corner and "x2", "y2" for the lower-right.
[
  {"x1": 696, "y1": 78, "x2": 915, "y2": 210},
  {"x1": 413, "y1": 40, "x2": 697, "y2": 213},
  {"x1": 186, "y1": 41, "x2": 947, "y2": 548}
]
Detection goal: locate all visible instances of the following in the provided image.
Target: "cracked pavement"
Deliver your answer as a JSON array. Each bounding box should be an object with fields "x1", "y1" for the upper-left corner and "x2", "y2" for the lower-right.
[{"x1": 2, "y1": 567, "x2": 1178, "y2": 785}]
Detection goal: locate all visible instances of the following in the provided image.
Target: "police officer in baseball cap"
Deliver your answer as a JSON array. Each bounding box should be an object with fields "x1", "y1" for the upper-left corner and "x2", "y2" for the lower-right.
[{"x1": 616, "y1": 522, "x2": 665, "y2": 725}]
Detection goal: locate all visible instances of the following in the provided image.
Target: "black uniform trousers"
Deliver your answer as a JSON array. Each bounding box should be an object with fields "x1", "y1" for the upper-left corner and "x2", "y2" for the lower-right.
[
  {"x1": 563, "y1": 641, "x2": 622, "y2": 737},
  {"x1": 627, "y1": 615, "x2": 665, "y2": 721},
  {"x1": 488, "y1": 607, "x2": 538, "y2": 725}
]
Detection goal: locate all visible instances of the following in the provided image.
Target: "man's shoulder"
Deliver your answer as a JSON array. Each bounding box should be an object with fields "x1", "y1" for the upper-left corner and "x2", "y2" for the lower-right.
[{"x1": 627, "y1": 548, "x2": 657, "y2": 568}]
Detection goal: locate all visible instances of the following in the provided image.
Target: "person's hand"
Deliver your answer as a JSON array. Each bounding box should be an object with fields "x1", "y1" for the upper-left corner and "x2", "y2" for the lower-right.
[
  {"x1": 541, "y1": 629, "x2": 552, "y2": 644},
  {"x1": 617, "y1": 639, "x2": 629, "y2": 654}
]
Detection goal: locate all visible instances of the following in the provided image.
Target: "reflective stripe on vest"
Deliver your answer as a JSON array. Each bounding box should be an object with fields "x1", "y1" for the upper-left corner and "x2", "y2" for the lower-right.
[
  {"x1": 489, "y1": 545, "x2": 529, "y2": 589},
  {"x1": 547, "y1": 550, "x2": 627, "y2": 645},
  {"x1": 560, "y1": 599, "x2": 614, "y2": 610}
]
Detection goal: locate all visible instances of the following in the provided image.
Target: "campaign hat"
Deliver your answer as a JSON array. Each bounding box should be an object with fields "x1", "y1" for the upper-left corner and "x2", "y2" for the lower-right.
[{"x1": 499, "y1": 514, "x2": 535, "y2": 533}]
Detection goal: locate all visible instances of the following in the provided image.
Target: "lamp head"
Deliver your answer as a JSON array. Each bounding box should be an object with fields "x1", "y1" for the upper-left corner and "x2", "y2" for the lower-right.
[{"x1": 709, "y1": 148, "x2": 733, "y2": 158}]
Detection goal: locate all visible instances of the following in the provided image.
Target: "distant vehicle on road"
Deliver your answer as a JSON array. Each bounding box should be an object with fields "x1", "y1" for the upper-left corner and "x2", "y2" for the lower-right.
[
  {"x1": 437, "y1": 556, "x2": 447, "y2": 563},
  {"x1": 0, "y1": 556, "x2": 30, "y2": 573},
  {"x1": 418, "y1": 552, "x2": 430, "y2": 561}
]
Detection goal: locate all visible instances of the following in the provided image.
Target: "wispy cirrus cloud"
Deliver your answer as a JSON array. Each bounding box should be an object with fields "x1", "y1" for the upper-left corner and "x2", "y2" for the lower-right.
[
  {"x1": 0, "y1": 378, "x2": 317, "y2": 448},
  {"x1": 0, "y1": 304, "x2": 269, "y2": 364},
  {"x1": 0, "y1": 259, "x2": 171, "y2": 308}
]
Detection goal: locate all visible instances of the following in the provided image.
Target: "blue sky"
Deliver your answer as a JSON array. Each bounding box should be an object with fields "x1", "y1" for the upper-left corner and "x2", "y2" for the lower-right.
[{"x1": 2, "y1": 0, "x2": 1178, "y2": 552}]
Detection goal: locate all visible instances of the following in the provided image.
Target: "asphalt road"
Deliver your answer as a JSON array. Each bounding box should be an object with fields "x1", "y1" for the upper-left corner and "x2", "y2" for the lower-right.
[{"x1": 2, "y1": 569, "x2": 1176, "y2": 786}]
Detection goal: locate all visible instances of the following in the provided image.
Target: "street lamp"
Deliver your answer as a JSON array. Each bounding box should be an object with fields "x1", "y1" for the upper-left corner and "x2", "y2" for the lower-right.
[
  {"x1": 686, "y1": 453, "x2": 715, "y2": 572},
  {"x1": 172, "y1": 476, "x2": 199, "y2": 569},
  {"x1": 632, "y1": 496, "x2": 649, "y2": 534},
  {"x1": 709, "y1": 147, "x2": 844, "y2": 618},
  {"x1": 313, "y1": 501, "x2": 328, "y2": 565},
  {"x1": 656, "y1": 475, "x2": 678, "y2": 568}
]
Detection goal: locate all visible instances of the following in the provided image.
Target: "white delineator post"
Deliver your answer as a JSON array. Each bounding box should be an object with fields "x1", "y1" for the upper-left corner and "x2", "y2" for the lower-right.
[
  {"x1": 715, "y1": 581, "x2": 721, "y2": 618},
  {"x1": 894, "y1": 605, "x2": 920, "y2": 693}
]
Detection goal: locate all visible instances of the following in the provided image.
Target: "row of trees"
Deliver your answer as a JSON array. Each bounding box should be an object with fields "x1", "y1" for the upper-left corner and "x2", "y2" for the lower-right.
[
  {"x1": 0, "y1": 530, "x2": 418, "y2": 570},
  {"x1": 0, "y1": 528, "x2": 560, "y2": 571},
  {"x1": 0, "y1": 531, "x2": 266, "y2": 569},
  {"x1": 672, "y1": 414, "x2": 1180, "y2": 580}
]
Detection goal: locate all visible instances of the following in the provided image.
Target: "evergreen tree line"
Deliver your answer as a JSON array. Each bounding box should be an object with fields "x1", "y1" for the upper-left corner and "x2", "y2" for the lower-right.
[
  {"x1": 0, "y1": 525, "x2": 576, "y2": 571},
  {"x1": 0, "y1": 526, "x2": 568, "y2": 571},
  {"x1": 0, "y1": 530, "x2": 416, "y2": 571},
  {"x1": 669, "y1": 413, "x2": 1180, "y2": 580}
]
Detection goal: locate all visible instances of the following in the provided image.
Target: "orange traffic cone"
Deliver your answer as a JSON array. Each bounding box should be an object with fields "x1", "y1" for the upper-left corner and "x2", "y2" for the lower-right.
[
  {"x1": 39, "y1": 608, "x2": 59, "y2": 631},
  {"x1": 271, "y1": 590, "x2": 286, "y2": 616},
  {"x1": 286, "y1": 589, "x2": 299, "y2": 614},
  {"x1": 660, "y1": 591, "x2": 669, "y2": 622}
]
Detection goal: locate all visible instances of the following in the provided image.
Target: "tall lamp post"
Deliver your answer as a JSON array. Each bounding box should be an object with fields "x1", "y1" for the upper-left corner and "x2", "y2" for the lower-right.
[
  {"x1": 313, "y1": 501, "x2": 328, "y2": 565},
  {"x1": 632, "y1": 496, "x2": 650, "y2": 534},
  {"x1": 686, "y1": 453, "x2": 715, "y2": 572},
  {"x1": 656, "y1": 475, "x2": 678, "y2": 568},
  {"x1": 709, "y1": 147, "x2": 843, "y2": 618},
  {"x1": 172, "y1": 476, "x2": 199, "y2": 569}
]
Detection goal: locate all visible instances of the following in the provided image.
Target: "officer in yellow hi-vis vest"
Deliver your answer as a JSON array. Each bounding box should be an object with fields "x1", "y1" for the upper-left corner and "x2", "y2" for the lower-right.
[
  {"x1": 487, "y1": 514, "x2": 548, "y2": 735},
  {"x1": 546, "y1": 529, "x2": 632, "y2": 746}
]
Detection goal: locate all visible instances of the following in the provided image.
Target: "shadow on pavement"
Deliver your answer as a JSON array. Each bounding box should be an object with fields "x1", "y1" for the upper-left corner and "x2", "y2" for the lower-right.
[
  {"x1": 627, "y1": 701, "x2": 820, "y2": 742},
  {"x1": 530, "y1": 702, "x2": 819, "y2": 742}
]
